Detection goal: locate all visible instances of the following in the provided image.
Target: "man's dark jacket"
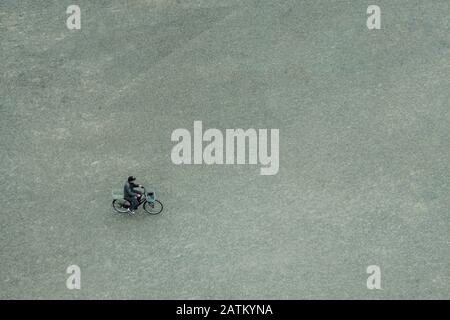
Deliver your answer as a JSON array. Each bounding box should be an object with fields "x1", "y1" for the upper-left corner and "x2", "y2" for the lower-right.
[{"x1": 124, "y1": 181, "x2": 140, "y2": 200}]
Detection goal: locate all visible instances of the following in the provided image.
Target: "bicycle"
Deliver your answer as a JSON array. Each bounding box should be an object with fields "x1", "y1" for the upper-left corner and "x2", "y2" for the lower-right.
[{"x1": 111, "y1": 186, "x2": 163, "y2": 215}]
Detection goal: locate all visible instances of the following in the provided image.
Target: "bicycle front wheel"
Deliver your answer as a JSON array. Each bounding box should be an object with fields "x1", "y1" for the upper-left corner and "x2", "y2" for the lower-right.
[{"x1": 143, "y1": 200, "x2": 163, "y2": 215}]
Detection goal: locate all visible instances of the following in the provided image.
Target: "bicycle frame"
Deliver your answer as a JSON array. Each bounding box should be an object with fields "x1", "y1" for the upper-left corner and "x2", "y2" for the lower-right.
[{"x1": 135, "y1": 187, "x2": 156, "y2": 207}]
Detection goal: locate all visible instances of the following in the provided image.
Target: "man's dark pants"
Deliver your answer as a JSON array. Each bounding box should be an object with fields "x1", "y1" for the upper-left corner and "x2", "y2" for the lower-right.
[{"x1": 126, "y1": 197, "x2": 139, "y2": 211}]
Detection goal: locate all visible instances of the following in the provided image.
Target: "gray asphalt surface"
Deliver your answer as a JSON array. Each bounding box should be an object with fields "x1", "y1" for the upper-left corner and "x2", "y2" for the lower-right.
[{"x1": 0, "y1": 0, "x2": 449, "y2": 299}]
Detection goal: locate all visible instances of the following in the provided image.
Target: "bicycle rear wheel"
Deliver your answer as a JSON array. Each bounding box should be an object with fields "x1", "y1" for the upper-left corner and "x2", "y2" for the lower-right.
[
  {"x1": 143, "y1": 200, "x2": 163, "y2": 215},
  {"x1": 112, "y1": 199, "x2": 129, "y2": 213}
]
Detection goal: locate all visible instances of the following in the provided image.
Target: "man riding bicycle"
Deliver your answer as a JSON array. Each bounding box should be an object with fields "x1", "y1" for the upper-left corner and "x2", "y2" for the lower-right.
[{"x1": 124, "y1": 176, "x2": 143, "y2": 214}]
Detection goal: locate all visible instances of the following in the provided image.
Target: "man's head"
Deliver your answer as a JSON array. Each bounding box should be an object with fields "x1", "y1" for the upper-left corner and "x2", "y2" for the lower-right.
[{"x1": 128, "y1": 176, "x2": 136, "y2": 183}]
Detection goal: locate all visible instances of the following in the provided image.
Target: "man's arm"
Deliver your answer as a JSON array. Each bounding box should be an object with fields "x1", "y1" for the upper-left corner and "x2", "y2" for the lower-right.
[
  {"x1": 125, "y1": 183, "x2": 137, "y2": 197},
  {"x1": 131, "y1": 182, "x2": 143, "y2": 194}
]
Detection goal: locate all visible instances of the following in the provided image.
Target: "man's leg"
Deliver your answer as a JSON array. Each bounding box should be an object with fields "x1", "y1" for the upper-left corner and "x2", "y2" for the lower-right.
[{"x1": 131, "y1": 197, "x2": 139, "y2": 211}]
